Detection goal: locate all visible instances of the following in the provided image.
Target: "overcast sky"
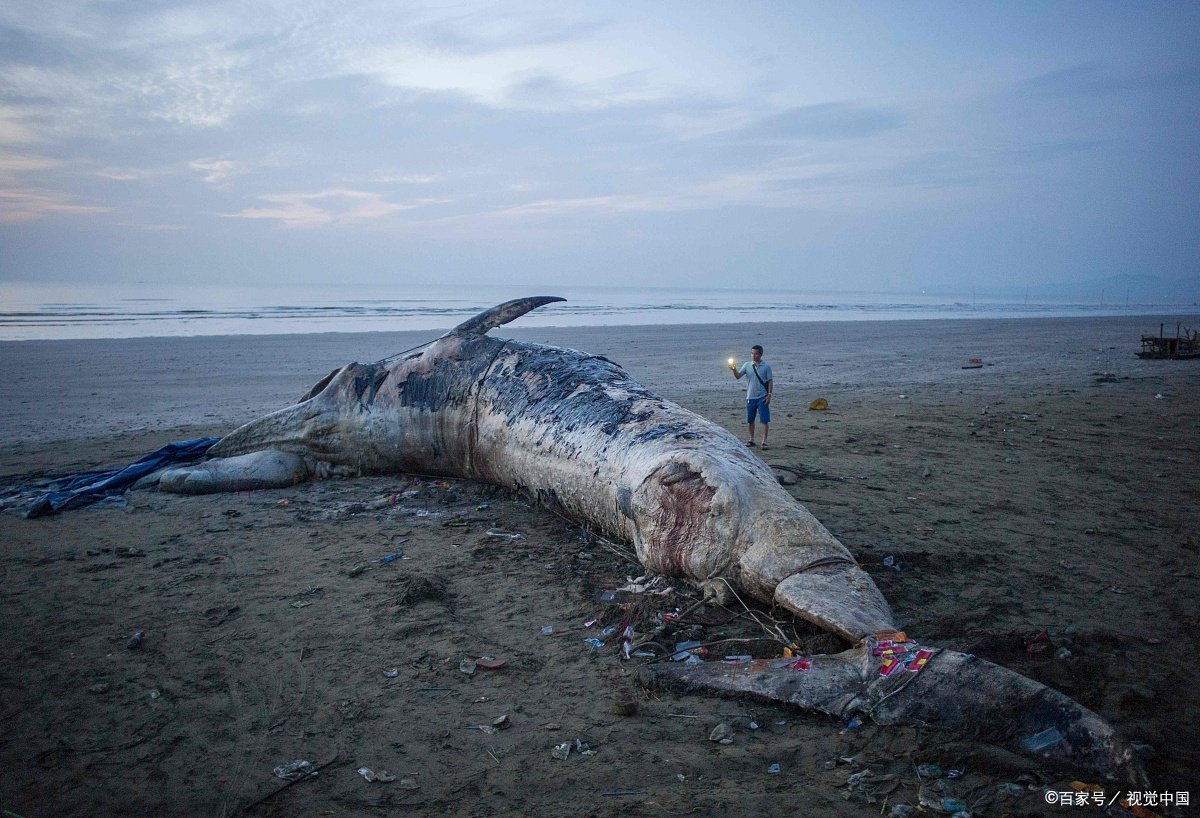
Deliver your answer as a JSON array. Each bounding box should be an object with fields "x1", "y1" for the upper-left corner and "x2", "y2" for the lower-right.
[{"x1": 1, "y1": 1, "x2": 1197, "y2": 293}]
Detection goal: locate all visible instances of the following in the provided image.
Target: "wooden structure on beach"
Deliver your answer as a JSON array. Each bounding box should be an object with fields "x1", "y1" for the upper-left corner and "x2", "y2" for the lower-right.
[{"x1": 1139, "y1": 323, "x2": 1200, "y2": 359}]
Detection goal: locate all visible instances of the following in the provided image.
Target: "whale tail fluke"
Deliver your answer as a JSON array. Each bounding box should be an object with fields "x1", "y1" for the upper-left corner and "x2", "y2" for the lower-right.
[
  {"x1": 448, "y1": 296, "x2": 565, "y2": 337},
  {"x1": 644, "y1": 643, "x2": 1148, "y2": 786}
]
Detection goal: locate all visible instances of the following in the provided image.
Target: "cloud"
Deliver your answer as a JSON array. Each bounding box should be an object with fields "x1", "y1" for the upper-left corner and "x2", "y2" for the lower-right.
[
  {"x1": 188, "y1": 157, "x2": 241, "y2": 186},
  {"x1": 488, "y1": 192, "x2": 689, "y2": 219},
  {"x1": 1015, "y1": 62, "x2": 1200, "y2": 98},
  {"x1": 222, "y1": 188, "x2": 427, "y2": 227},
  {"x1": 0, "y1": 151, "x2": 58, "y2": 179},
  {"x1": 0, "y1": 105, "x2": 38, "y2": 144},
  {"x1": 0, "y1": 186, "x2": 109, "y2": 222},
  {"x1": 737, "y1": 102, "x2": 906, "y2": 141}
]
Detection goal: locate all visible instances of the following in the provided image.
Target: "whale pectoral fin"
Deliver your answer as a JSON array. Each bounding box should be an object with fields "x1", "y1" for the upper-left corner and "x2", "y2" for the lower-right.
[
  {"x1": 774, "y1": 564, "x2": 896, "y2": 642},
  {"x1": 645, "y1": 644, "x2": 1147, "y2": 785},
  {"x1": 447, "y1": 296, "x2": 565, "y2": 336},
  {"x1": 159, "y1": 450, "x2": 309, "y2": 494}
]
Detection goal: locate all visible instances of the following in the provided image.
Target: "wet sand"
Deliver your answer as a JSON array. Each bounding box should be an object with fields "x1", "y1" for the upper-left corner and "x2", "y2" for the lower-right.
[{"x1": 2, "y1": 314, "x2": 1198, "y2": 817}]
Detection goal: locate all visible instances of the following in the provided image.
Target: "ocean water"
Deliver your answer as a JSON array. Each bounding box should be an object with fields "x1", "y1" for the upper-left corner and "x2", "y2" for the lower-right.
[{"x1": 0, "y1": 282, "x2": 1179, "y2": 341}]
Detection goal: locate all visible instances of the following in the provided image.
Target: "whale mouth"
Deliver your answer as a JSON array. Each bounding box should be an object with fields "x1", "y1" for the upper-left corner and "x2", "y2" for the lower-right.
[{"x1": 774, "y1": 562, "x2": 896, "y2": 642}]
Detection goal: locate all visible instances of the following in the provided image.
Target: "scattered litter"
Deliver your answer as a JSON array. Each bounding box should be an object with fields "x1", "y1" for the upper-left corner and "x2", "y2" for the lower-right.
[
  {"x1": 632, "y1": 650, "x2": 655, "y2": 658},
  {"x1": 584, "y1": 619, "x2": 597, "y2": 628},
  {"x1": 574, "y1": 738, "x2": 593, "y2": 756},
  {"x1": 459, "y1": 659, "x2": 477, "y2": 676},
  {"x1": 383, "y1": 668, "x2": 399, "y2": 678},
  {"x1": 290, "y1": 600, "x2": 311, "y2": 609},
  {"x1": 767, "y1": 763, "x2": 781, "y2": 774},
  {"x1": 846, "y1": 716, "x2": 862, "y2": 729},
  {"x1": 486, "y1": 529, "x2": 523, "y2": 540},
  {"x1": 600, "y1": 626, "x2": 616, "y2": 637},
  {"x1": 1025, "y1": 726, "x2": 1064, "y2": 752},
  {"x1": 551, "y1": 742, "x2": 571, "y2": 760},
  {"x1": 584, "y1": 638, "x2": 605, "y2": 650},
  {"x1": 540, "y1": 626, "x2": 554, "y2": 635},
  {"x1": 1055, "y1": 647, "x2": 1072, "y2": 660},
  {"x1": 347, "y1": 564, "x2": 366, "y2": 577},
  {"x1": 273, "y1": 760, "x2": 315, "y2": 781},
  {"x1": 672, "y1": 641, "x2": 704, "y2": 661},
  {"x1": 88, "y1": 682, "x2": 110, "y2": 694},
  {"x1": 379, "y1": 547, "x2": 407, "y2": 564},
  {"x1": 357, "y1": 767, "x2": 396, "y2": 783},
  {"x1": 947, "y1": 769, "x2": 964, "y2": 779},
  {"x1": 126, "y1": 631, "x2": 144, "y2": 649},
  {"x1": 809, "y1": 398, "x2": 828, "y2": 411},
  {"x1": 847, "y1": 769, "x2": 900, "y2": 799},
  {"x1": 890, "y1": 805, "x2": 917, "y2": 817},
  {"x1": 723, "y1": 654, "x2": 752, "y2": 662},
  {"x1": 998, "y1": 782, "x2": 1025, "y2": 797},
  {"x1": 1024, "y1": 629, "x2": 1051, "y2": 655},
  {"x1": 942, "y1": 797, "x2": 967, "y2": 813},
  {"x1": 917, "y1": 764, "x2": 943, "y2": 778},
  {"x1": 709, "y1": 723, "x2": 734, "y2": 744},
  {"x1": 149, "y1": 689, "x2": 160, "y2": 700},
  {"x1": 882, "y1": 555, "x2": 901, "y2": 572},
  {"x1": 475, "y1": 656, "x2": 506, "y2": 670}
]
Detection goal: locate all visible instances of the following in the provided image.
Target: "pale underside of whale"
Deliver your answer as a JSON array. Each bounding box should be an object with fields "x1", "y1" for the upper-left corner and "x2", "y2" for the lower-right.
[{"x1": 157, "y1": 297, "x2": 1147, "y2": 785}]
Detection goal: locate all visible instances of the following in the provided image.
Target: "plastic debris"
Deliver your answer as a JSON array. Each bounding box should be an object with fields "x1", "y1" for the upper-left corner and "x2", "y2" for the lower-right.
[
  {"x1": 379, "y1": 549, "x2": 406, "y2": 564},
  {"x1": 709, "y1": 723, "x2": 734, "y2": 744},
  {"x1": 486, "y1": 529, "x2": 523, "y2": 540},
  {"x1": 723, "y1": 654, "x2": 752, "y2": 662},
  {"x1": 584, "y1": 638, "x2": 605, "y2": 650},
  {"x1": 672, "y1": 640, "x2": 703, "y2": 661},
  {"x1": 767, "y1": 763, "x2": 781, "y2": 774},
  {"x1": 809, "y1": 398, "x2": 828, "y2": 410},
  {"x1": 347, "y1": 563, "x2": 366, "y2": 577},
  {"x1": 942, "y1": 796, "x2": 967, "y2": 813},
  {"x1": 149, "y1": 689, "x2": 160, "y2": 700},
  {"x1": 947, "y1": 769, "x2": 964, "y2": 779},
  {"x1": 383, "y1": 668, "x2": 400, "y2": 678},
  {"x1": 459, "y1": 659, "x2": 477, "y2": 675},
  {"x1": 551, "y1": 742, "x2": 571, "y2": 760},
  {"x1": 917, "y1": 764, "x2": 943, "y2": 778},
  {"x1": 846, "y1": 716, "x2": 862, "y2": 729},
  {"x1": 274, "y1": 760, "x2": 315, "y2": 781},
  {"x1": 126, "y1": 630, "x2": 144, "y2": 649},
  {"x1": 1024, "y1": 726, "x2": 1064, "y2": 752},
  {"x1": 600, "y1": 626, "x2": 617, "y2": 637},
  {"x1": 475, "y1": 656, "x2": 506, "y2": 670},
  {"x1": 357, "y1": 767, "x2": 396, "y2": 783},
  {"x1": 88, "y1": 682, "x2": 110, "y2": 694},
  {"x1": 882, "y1": 555, "x2": 901, "y2": 572},
  {"x1": 890, "y1": 806, "x2": 916, "y2": 818},
  {"x1": 541, "y1": 626, "x2": 553, "y2": 635}
]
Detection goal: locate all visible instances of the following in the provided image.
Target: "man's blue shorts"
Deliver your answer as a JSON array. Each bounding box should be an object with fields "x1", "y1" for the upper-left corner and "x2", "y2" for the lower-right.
[{"x1": 747, "y1": 397, "x2": 770, "y2": 424}]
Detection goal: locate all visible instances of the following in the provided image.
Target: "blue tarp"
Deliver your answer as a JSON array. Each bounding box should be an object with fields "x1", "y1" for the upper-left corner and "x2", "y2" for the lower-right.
[{"x1": 3, "y1": 438, "x2": 220, "y2": 518}]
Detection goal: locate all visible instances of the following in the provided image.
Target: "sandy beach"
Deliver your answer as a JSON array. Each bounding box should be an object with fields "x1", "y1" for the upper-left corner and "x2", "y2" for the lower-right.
[{"x1": 2, "y1": 314, "x2": 1198, "y2": 817}]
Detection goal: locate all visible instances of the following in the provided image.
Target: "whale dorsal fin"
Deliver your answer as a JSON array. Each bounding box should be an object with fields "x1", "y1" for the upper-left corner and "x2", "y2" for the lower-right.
[{"x1": 447, "y1": 296, "x2": 566, "y2": 336}]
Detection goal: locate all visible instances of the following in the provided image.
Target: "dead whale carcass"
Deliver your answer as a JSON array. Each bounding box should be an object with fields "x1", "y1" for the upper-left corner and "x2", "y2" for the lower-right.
[{"x1": 159, "y1": 296, "x2": 1147, "y2": 784}]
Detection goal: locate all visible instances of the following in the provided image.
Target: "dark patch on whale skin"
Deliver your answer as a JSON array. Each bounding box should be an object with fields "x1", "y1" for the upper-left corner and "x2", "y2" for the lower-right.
[
  {"x1": 352, "y1": 366, "x2": 390, "y2": 404},
  {"x1": 482, "y1": 343, "x2": 663, "y2": 441}
]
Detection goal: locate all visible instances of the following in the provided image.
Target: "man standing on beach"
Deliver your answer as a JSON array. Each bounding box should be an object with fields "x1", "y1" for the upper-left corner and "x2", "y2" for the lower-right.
[{"x1": 729, "y1": 345, "x2": 773, "y2": 449}]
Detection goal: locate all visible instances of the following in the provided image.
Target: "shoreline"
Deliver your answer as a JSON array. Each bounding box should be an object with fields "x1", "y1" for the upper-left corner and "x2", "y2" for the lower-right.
[{"x1": 2, "y1": 312, "x2": 1197, "y2": 447}]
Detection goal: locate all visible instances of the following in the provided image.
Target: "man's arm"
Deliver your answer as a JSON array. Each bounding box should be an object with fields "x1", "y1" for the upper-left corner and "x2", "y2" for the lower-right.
[{"x1": 764, "y1": 378, "x2": 773, "y2": 402}]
